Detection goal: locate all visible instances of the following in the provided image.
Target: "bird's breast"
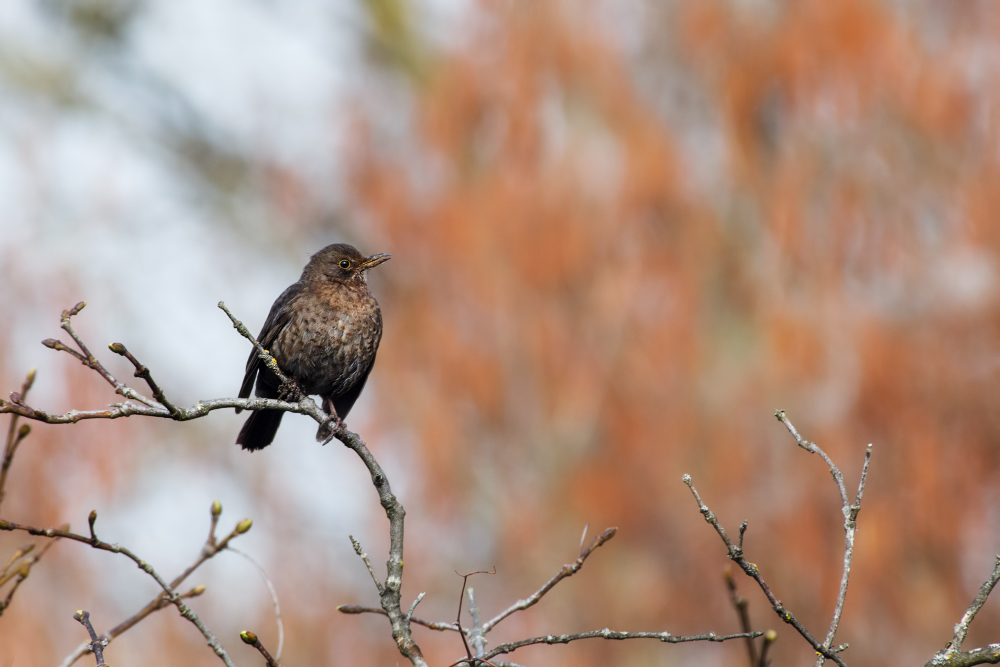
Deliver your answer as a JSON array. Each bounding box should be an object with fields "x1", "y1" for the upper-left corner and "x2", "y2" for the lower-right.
[{"x1": 274, "y1": 288, "x2": 382, "y2": 397}]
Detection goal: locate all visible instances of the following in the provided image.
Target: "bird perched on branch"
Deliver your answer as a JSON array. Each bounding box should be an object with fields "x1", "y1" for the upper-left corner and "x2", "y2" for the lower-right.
[{"x1": 235, "y1": 243, "x2": 390, "y2": 451}]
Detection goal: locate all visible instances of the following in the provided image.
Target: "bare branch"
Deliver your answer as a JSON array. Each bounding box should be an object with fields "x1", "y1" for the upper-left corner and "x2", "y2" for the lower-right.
[
  {"x1": 725, "y1": 567, "x2": 757, "y2": 667},
  {"x1": 229, "y1": 546, "x2": 284, "y2": 661},
  {"x1": 240, "y1": 631, "x2": 280, "y2": 667},
  {"x1": 406, "y1": 592, "x2": 426, "y2": 627},
  {"x1": 350, "y1": 535, "x2": 385, "y2": 596},
  {"x1": 454, "y1": 569, "x2": 496, "y2": 661},
  {"x1": 482, "y1": 527, "x2": 617, "y2": 633},
  {"x1": 923, "y1": 556, "x2": 1000, "y2": 667},
  {"x1": 468, "y1": 587, "x2": 486, "y2": 658},
  {"x1": 951, "y1": 556, "x2": 1000, "y2": 652},
  {"x1": 476, "y1": 628, "x2": 763, "y2": 663},
  {"x1": 73, "y1": 610, "x2": 109, "y2": 667},
  {"x1": 774, "y1": 410, "x2": 872, "y2": 665},
  {"x1": 0, "y1": 537, "x2": 59, "y2": 615},
  {"x1": 681, "y1": 474, "x2": 848, "y2": 667},
  {"x1": 759, "y1": 629, "x2": 777, "y2": 667},
  {"x1": 0, "y1": 303, "x2": 329, "y2": 428},
  {"x1": 338, "y1": 604, "x2": 462, "y2": 633},
  {"x1": 0, "y1": 368, "x2": 35, "y2": 512},
  {"x1": 108, "y1": 342, "x2": 178, "y2": 415},
  {"x1": 0, "y1": 513, "x2": 241, "y2": 667}
]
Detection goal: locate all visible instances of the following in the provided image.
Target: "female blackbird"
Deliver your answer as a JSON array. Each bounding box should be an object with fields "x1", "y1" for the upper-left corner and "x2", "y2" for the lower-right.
[{"x1": 235, "y1": 243, "x2": 390, "y2": 450}]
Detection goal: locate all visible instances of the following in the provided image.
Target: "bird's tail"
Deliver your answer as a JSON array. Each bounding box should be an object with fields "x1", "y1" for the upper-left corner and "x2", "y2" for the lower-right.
[{"x1": 236, "y1": 409, "x2": 285, "y2": 451}]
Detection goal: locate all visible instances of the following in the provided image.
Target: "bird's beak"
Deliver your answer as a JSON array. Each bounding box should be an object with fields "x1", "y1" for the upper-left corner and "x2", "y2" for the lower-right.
[{"x1": 361, "y1": 253, "x2": 391, "y2": 270}]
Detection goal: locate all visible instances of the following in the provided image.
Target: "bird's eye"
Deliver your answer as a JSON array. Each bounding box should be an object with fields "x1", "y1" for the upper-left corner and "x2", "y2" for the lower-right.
[{"x1": 339, "y1": 259, "x2": 351, "y2": 269}]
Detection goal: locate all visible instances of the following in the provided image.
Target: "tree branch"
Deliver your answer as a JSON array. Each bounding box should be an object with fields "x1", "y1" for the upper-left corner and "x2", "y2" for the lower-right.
[
  {"x1": 0, "y1": 537, "x2": 59, "y2": 615},
  {"x1": 0, "y1": 367, "x2": 35, "y2": 513},
  {"x1": 335, "y1": 425, "x2": 426, "y2": 666},
  {"x1": 924, "y1": 556, "x2": 1000, "y2": 667},
  {"x1": 73, "y1": 610, "x2": 109, "y2": 667},
  {"x1": 0, "y1": 511, "x2": 245, "y2": 667},
  {"x1": 481, "y1": 527, "x2": 617, "y2": 633},
  {"x1": 682, "y1": 474, "x2": 849, "y2": 667},
  {"x1": 474, "y1": 627, "x2": 763, "y2": 663},
  {"x1": 240, "y1": 631, "x2": 280, "y2": 667},
  {"x1": 774, "y1": 410, "x2": 871, "y2": 665}
]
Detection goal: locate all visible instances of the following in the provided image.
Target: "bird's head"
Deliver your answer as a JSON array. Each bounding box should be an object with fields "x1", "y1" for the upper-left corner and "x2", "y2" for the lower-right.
[{"x1": 303, "y1": 243, "x2": 391, "y2": 286}]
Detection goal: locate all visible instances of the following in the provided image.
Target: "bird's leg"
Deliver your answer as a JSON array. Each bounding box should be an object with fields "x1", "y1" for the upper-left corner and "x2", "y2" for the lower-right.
[
  {"x1": 316, "y1": 396, "x2": 343, "y2": 444},
  {"x1": 278, "y1": 377, "x2": 304, "y2": 402}
]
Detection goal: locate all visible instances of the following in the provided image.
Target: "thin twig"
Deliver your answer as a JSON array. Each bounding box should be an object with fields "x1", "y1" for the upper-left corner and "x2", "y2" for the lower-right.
[
  {"x1": 949, "y1": 556, "x2": 1000, "y2": 652},
  {"x1": 407, "y1": 592, "x2": 426, "y2": 627},
  {"x1": 52, "y1": 302, "x2": 159, "y2": 409},
  {"x1": 759, "y1": 630, "x2": 777, "y2": 667},
  {"x1": 0, "y1": 512, "x2": 244, "y2": 667},
  {"x1": 240, "y1": 631, "x2": 280, "y2": 667},
  {"x1": 454, "y1": 569, "x2": 496, "y2": 661},
  {"x1": 774, "y1": 410, "x2": 871, "y2": 665},
  {"x1": 0, "y1": 368, "x2": 35, "y2": 512},
  {"x1": 108, "y1": 342, "x2": 178, "y2": 415},
  {"x1": 922, "y1": 556, "x2": 1000, "y2": 667},
  {"x1": 350, "y1": 535, "x2": 385, "y2": 596},
  {"x1": 338, "y1": 605, "x2": 461, "y2": 632},
  {"x1": 476, "y1": 628, "x2": 763, "y2": 663},
  {"x1": 482, "y1": 527, "x2": 617, "y2": 633},
  {"x1": 468, "y1": 587, "x2": 486, "y2": 658},
  {"x1": 0, "y1": 537, "x2": 59, "y2": 615},
  {"x1": 59, "y1": 586, "x2": 207, "y2": 667},
  {"x1": 73, "y1": 610, "x2": 109, "y2": 667},
  {"x1": 681, "y1": 474, "x2": 849, "y2": 667},
  {"x1": 0, "y1": 304, "x2": 327, "y2": 427},
  {"x1": 725, "y1": 567, "x2": 757, "y2": 667},
  {"x1": 229, "y1": 546, "x2": 284, "y2": 660}
]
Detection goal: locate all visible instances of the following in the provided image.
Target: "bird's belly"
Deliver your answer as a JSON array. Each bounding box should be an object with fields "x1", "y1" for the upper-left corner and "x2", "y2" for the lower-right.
[{"x1": 275, "y1": 312, "x2": 379, "y2": 397}]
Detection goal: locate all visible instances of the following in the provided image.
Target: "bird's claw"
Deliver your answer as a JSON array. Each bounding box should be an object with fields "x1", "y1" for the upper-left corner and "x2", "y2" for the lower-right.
[
  {"x1": 278, "y1": 379, "x2": 304, "y2": 402},
  {"x1": 316, "y1": 414, "x2": 343, "y2": 444}
]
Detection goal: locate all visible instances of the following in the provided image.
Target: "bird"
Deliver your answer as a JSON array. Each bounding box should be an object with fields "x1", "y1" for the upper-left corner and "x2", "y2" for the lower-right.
[{"x1": 235, "y1": 243, "x2": 390, "y2": 451}]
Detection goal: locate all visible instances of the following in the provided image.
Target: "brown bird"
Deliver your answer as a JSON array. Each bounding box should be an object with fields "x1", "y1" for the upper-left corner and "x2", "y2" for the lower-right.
[{"x1": 235, "y1": 243, "x2": 389, "y2": 451}]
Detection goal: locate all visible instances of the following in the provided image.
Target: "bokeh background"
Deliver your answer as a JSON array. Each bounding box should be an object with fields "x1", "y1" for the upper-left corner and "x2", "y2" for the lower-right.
[{"x1": 2, "y1": 1, "x2": 1000, "y2": 665}]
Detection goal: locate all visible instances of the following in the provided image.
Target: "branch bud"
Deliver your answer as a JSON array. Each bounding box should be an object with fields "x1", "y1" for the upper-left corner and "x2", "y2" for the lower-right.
[
  {"x1": 211, "y1": 500, "x2": 222, "y2": 517},
  {"x1": 191, "y1": 585, "x2": 206, "y2": 596},
  {"x1": 24, "y1": 368, "x2": 36, "y2": 390},
  {"x1": 108, "y1": 343, "x2": 126, "y2": 354},
  {"x1": 240, "y1": 630, "x2": 258, "y2": 645},
  {"x1": 88, "y1": 510, "x2": 98, "y2": 531},
  {"x1": 18, "y1": 424, "x2": 30, "y2": 439},
  {"x1": 41, "y1": 339, "x2": 58, "y2": 349},
  {"x1": 764, "y1": 629, "x2": 777, "y2": 643},
  {"x1": 235, "y1": 518, "x2": 253, "y2": 534},
  {"x1": 68, "y1": 301, "x2": 87, "y2": 316}
]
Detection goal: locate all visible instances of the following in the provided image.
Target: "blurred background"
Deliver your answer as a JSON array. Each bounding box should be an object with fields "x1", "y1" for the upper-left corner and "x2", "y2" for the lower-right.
[{"x1": 1, "y1": 1, "x2": 999, "y2": 665}]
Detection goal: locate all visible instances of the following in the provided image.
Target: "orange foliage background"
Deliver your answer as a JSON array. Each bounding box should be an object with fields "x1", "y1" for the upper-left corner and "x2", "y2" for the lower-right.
[{"x1": 3, "y1": 1, "x2": 1000, "y2": 666}]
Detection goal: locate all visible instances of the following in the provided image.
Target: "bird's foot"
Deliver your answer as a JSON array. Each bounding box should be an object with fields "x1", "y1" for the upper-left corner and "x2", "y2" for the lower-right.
[
  {"x1": 278, "y1": 378, "x2": 304, "y2": 402},
  {"x1": 316, "y1": 414, "x2": 343, "y2": 444}
]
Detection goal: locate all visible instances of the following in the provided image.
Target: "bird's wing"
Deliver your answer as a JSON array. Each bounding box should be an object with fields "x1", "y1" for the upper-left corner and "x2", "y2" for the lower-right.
[
  {"x1": 331, "y1": 353, "x2": 376, "y2": 420},
  {"x1": 236, "y1": 282, "x2": 305, "y2": 410}
]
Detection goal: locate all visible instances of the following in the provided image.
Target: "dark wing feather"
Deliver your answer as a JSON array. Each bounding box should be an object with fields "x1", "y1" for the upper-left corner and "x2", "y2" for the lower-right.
[
  {"x1": 235, "y1": 282, "x2": 305, "y2": 412},
  {"x1": 331, "y1": 353, "x2": 376, "y2": 420}
]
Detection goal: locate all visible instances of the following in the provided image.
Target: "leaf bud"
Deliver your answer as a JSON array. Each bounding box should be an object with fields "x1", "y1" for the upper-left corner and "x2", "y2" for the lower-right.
[
  {"x1": 108, "y1": 343, "x2": 126, "y2": 354},
  {"x1": 235, "y1": 518, "x2": 253, "y2": 534},
  {"x1": 211, "y1": 500, "x2": 222, "y2": 517},
  {"x1": 18, "y1": 424, "x2": 30, "y2": 439},
  {"x1": 240, "y1": 630, "x2": 257, "y2": 644}
]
